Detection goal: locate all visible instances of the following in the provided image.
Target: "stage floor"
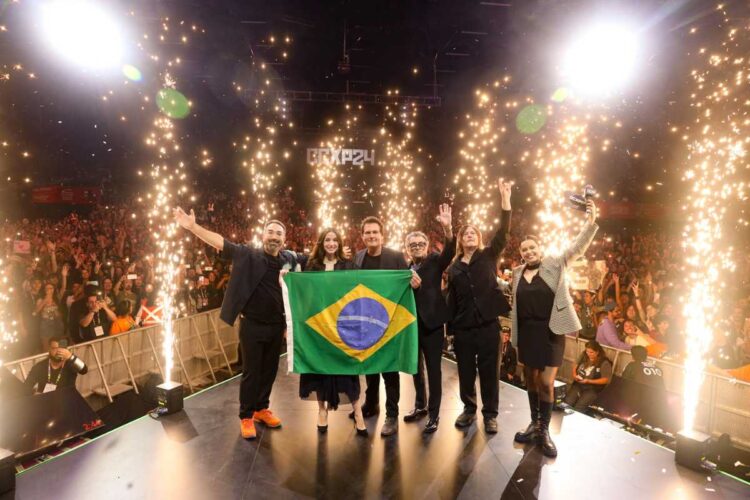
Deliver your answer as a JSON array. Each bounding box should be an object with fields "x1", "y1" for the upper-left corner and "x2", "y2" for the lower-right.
[{"x1": 6, "y1": 357, "x2": 749, "y2": 499}]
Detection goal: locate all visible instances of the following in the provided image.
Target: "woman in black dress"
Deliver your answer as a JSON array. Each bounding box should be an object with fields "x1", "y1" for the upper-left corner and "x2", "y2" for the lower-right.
[
  {"x1": 299, "y1": 228, "x2": 367, "y2": 436},
  {"x1": 512, "y1": 199, "x2": 598, "y2": 457}
]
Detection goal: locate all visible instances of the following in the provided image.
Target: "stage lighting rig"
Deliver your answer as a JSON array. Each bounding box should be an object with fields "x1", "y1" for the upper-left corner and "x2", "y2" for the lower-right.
[
  {"x1": 561, "y1": 22, "x2": 640, "y2": 99},
  {"x1": 40, "y1": 0, "x2": 123, "y2": 70}
]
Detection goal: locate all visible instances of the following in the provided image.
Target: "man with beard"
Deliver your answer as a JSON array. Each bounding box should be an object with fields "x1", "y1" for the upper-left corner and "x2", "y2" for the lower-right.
[
  {"x1": 173, "y1": 207, "x2": 297, "y2": 440},
  {"x1": 25, "y1": 337, "x2": 88, "y2": 394},
  {"x1": 402, "y1": 203, "x2": 455, "y2": 433}
]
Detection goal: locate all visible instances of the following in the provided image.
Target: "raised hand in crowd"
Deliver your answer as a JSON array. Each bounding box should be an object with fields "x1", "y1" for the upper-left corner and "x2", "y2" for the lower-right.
[{"x1": 498, "y1": 179, "x2": 512, "y2": 210}]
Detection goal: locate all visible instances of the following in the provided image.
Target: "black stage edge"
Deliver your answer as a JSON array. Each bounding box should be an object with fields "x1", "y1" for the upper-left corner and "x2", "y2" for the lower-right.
[{"x1": 6, "y1": 358, "x2": 750, "y2": 499}]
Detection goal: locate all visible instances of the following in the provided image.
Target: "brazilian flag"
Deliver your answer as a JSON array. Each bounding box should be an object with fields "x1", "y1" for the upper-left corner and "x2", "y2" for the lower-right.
[{"x1": 282, "y1": 270, "x2": 418, "y2": 375}]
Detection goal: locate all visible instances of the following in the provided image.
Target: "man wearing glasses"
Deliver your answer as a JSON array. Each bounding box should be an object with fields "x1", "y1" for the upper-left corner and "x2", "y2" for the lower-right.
[{"x1": 402, "y1": 204, "x2": 455, "y2": 433}]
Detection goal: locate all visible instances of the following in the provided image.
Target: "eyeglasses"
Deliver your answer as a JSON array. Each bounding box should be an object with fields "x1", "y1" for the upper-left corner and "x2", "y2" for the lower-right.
[{"x1": 408, "y1": 242, "x2": 428, "y2": 249}]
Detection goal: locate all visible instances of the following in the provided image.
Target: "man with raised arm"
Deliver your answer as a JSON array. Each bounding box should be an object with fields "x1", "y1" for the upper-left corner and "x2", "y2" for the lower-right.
[{"x1": 173, "y1": 207, "x2": 297, "y2": 440}]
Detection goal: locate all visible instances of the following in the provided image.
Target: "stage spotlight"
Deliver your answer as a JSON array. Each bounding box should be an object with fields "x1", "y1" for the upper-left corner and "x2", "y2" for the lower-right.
[
  {"x1": 561, "y1": 22, "x2": 639, "y2": 99},
  {"x1": 40, "y1": 0, "x2": 123, "y2": 70}
]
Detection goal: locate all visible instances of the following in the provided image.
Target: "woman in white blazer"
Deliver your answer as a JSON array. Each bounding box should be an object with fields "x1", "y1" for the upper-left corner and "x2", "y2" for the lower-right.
[{"x1": 511, "y1": 199, "x2": 598, "y2": 457}]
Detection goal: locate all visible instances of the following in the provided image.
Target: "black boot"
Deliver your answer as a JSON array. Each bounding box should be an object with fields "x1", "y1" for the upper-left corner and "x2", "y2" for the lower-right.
[
  {"x1": 537, "y1": 400, "x2": 558, "y2": 458},
  {"x1": 514, "y1": 392, "x2": 539, "y2": 444}
]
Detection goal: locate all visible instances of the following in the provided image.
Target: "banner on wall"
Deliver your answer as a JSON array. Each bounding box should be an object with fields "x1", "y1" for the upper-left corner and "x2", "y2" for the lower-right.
[{"x1": 31, "y1": 186, "x2": 102, "y2": 205}]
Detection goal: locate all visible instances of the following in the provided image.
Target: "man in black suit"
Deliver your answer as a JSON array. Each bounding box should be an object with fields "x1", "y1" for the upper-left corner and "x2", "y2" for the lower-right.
[
  {"x1": 352, "y1": 216, "x2": 414, "y2": 437},
  {"x1": 174, "y1": 207, "x2": 297, "y2": 440},
  {"x1": 403, "y1": 203, "x2": 455, "y2": 433}
]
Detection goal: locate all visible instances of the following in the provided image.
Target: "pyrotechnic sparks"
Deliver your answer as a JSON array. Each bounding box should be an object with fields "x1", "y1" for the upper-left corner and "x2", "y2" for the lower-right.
[
  {"x1": 309, "y1": 104, "x2": 369, "y2": 233},
  {"x1": 142, "y1": 18, "x2": 201, "y2": 383},
  {"x1": 0, "y1": 258, "x2": 19, "y2": 368},
  {"x1": 311, "y1": 135, "x2": 349, "y2": 232},
  {"x1": 452, "y1": 79, "x2": 613, "y2": 254},
  {"x1": 528, "y1": 114, "x2": 590, "y2": 256},
  {"x1": 377, "y1": 102, "x2": 420, "y2": 249},
  {"x1": 452, "y1": 80, "x2": 514, "y2": 232},
  {"x1": 237, "y1": 52, "x2": 295, "y2": 245},
  {"x1": 679, "y1": 9, "x2": 748, "y2": 432},
  {"x1": 145, "y1": 111, "x2": 186, "y2": 382}
]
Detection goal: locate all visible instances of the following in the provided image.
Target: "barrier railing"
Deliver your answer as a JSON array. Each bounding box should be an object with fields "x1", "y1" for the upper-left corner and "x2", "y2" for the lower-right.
[
  {"x1": 3, "y1": 309, "x2": 239, "y2": 404},
  {"x1": 561, "y1": 335, "x2": 750, "y2": 449},
  {"x1": 5, "y1": 313, "x2": 748, "y2": 448}
]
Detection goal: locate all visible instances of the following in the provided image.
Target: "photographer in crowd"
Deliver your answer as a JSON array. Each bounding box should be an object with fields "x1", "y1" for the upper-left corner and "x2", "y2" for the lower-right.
[
  {"x1": 78, "y1": 287, "x2": 117, "y2": 341},
  {"x1": 24, "y1": 337, "x2": 88, "y2": 394}
]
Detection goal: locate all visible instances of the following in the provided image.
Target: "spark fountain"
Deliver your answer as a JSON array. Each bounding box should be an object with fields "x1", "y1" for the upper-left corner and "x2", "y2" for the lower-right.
[
  {"x1": 675, "y1": 6, "x2": 749, "y2": 470},
  {"x1": 378, "y1": 101, "x2": 420, "y2": 249}
]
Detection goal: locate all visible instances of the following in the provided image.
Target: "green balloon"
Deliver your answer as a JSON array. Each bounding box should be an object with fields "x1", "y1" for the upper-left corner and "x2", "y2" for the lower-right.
[
  {"x1": 516, "y1": 104, "x2": 547, "y2": 134},
  {"x1": 156, "y1": 88, "x2": 190, "y2": 119}
]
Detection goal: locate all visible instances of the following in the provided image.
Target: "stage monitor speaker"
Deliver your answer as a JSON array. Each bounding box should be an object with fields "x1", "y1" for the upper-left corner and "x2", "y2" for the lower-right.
[
  {"x1": 676, "y1": 429, "x2": 712, "y2": 472},
  {"x1": 92, "y1": 390, "x2": 151, "y2": 438},
  {"x1": 0, "y1": 387, "x2": 103, "y2": 460},
  {"x1": 0, "y1": 448, "x2": 14, "y2": 495},
  {"x1": 590, "y1": 376, "x2": 681, "y2": 434}
]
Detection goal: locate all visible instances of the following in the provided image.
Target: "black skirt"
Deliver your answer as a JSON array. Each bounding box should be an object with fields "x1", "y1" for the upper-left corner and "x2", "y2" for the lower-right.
[
  {"x1": 299, "y1": 374, "x2": 361, "y2": 410},
  {"x1": 516, "y1": 272, "x2": 565, "y2": 368},
  {"x1": 517, "y1": 320, "x2": 565, "y2": 368}
]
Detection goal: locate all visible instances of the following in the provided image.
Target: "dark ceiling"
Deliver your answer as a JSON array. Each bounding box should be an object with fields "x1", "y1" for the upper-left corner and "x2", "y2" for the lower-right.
[{"x1": 0, "y1": 0, "x2": 746, "y2": 217}]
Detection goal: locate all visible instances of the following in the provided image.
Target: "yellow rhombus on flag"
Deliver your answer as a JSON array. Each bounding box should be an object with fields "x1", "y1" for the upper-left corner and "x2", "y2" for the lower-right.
[{"x1": 305, "y1": 284, "x2": 416, "y2": 362}]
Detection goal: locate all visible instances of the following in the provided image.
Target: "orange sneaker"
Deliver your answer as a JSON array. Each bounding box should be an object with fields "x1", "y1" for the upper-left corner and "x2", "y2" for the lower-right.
[
  {"x1": 253, "y1": 409, "x2": 282, "y2": 428},
  {"x1": 240, "y1": 418, "x2": 256, "y2": 439}
]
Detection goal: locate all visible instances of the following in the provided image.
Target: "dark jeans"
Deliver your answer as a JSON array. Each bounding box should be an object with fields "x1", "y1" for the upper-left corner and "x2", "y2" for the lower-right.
[
  {"x1": 412, "y1": 324, "x2": 444, "y2": 419},
  {"x1": 238, "y1": 318, "x2": 285, "y2": 419},
  {"x1": 453, "y1": 321, "x2": 500, "y2": 419},
  {"x1": 363, "y1": 372, "x2": 400, "y2": 418},
  {"x1": 564, "y1": 383, "x2": 600, "y2": 413}
]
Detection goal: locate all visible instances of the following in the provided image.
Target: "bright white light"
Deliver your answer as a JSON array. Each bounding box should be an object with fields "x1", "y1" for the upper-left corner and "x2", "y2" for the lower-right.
[
  {"x1": 41, "y1": 1, "x2": 123, "y2": 69},
  {"x1": 562, "y1": 23, "x2": 639, "y2": 98}
]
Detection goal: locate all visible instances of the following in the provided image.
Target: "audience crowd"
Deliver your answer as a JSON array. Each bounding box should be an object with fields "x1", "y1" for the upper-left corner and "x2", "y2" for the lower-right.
[{"x1": 2, "y1": 192, "x2": 749, "y2": 387}]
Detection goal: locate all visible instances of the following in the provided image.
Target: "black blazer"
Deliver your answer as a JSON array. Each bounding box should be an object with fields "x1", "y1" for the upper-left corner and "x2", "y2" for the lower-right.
[
  {"x1": 219, "y1": 239, "x2": 298, "y2": 326},
  {"x1": 304, "y1": 258, "x2": 356, "y2": 271},
  {"x1": 446, "y1": 210, "x2": 512, "y2": 328},
  {"x1": 354, "y1": 247, "x2": 408, "y2": 270},
  {"x1": 409, "y1": 237, "x2": 456, "y2": 331}
]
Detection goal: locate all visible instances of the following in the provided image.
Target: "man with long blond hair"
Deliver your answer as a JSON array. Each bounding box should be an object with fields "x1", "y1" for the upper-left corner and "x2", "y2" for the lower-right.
[{"x1": 445, "y1": 180, "x2": 512, "y2": 434}]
